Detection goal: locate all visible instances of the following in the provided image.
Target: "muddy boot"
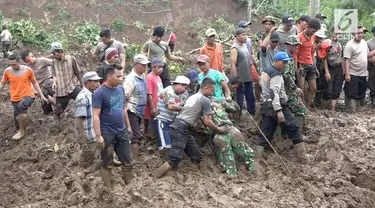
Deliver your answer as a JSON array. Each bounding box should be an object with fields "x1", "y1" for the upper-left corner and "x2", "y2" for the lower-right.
[
  {"x1": 371, "y1": 97, "x2": 375, "y2": 108},
  {"x1": 294, "y1": 142, "x2": 307, "y2": 159},
  {"x1": 12, "y1": 114, "x2": 28, "y2": 140},
  {"x1": 154, "y1": 162, "x2": 172, "y2": 178},
  {"x1": 348, "y1": 99, "x2": 356, "y2": 112},
  {"x1": 131, "y1": 144, "x2": 140, "y2": 161},
  {"x1": 113, "y1": 158, "x2": 122, "y2": 167},
  {"x1": 121, "y1": 165, "x2": 133, "y2": 185},
  {"x1": 255, "y1": 145, "x2": 265, "y2": 158},
  {"x1": 358, "y1": 99, "x2": 365, "y2": 107},
  {"x1": 100, "y1": 167, "x2": 113, "y2": 189},
  {"x1": 295, "y1": 116, "x2": 304, "y2": 134}
]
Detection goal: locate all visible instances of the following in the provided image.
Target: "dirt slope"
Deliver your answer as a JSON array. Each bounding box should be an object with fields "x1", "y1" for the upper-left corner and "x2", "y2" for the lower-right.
[{"x1": 0, "y1": 83, "x2": 375, "y2": 207}]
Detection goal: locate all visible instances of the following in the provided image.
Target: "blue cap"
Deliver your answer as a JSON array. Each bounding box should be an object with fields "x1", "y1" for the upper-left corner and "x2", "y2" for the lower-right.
[
  {"x1": 151, "y1": 58, "x2": 165, "y2": 67},
  {"x1": 186, "y1": 69, "x2": 198, "y2": 82},
  {"x1": 274, "y1": 51, "x2": 292, "y2": 61}
]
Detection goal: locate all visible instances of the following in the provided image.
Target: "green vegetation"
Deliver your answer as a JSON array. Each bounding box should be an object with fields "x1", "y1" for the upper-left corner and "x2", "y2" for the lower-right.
[
  {"x1": 75, "y1": 22, "x2": 101, "y2": 47},
  {"x1": 18, "y1": 7, "x2": 29, "y2": 17},
  {"x1": 8, "y1": 20, "x2": 52, "y2": 48},
  {"x1": 43, "y1": 3, "x2": 57, "y2": 10},
  {"x1": 111, "y1": 19, "x2": 125, "y2": 32},
  {"x1": 133, "y1": 21, "x2": 146, "y2": 30},
  {"x1": 124, "y1": 43, "x2": 142, "y2": 64},
  {"x1": 57, "y1": 8, "x2": 71, "y2": 20}
]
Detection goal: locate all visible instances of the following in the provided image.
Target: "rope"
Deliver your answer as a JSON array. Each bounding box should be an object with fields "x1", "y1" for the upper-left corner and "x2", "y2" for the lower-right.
[{"x1": 245, "y1": 111, "x2": 314, "y2": 208}]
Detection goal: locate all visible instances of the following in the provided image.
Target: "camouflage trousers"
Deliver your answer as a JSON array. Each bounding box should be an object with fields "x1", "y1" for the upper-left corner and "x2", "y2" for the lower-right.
[{"x1": 213, "y1": 126, "x2": 254, "y2": 175}]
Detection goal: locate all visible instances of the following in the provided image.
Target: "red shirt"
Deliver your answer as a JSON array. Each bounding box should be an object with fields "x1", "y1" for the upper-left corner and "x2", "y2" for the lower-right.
[
  {"x1": 144, "y1": 72, "x2": 164, "y2": 120},
  {"x1": 170, "y1": 32, "x2": 176, "y2": 42},
  {"x1": 294, "y1": 32, "x2": 316, "y2": 65}
]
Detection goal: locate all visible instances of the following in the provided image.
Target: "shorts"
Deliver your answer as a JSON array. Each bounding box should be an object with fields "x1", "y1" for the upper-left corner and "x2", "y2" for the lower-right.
[
  {"x1": 56, "y1": 86, "x2": 82, "y2": 115},
  {"x1": 155, "y1": 119, "x2": 172, "y2": 150},
  {"x1": 12, "y1": 96, "x2": 34, "y2": 128},
  {"x1": 251, "y1": 64, "x2": 259, "y2": 83},
  {"x1": 168, "y1": 41, "x2": 175, "y2": 52},
  {"x1": 101, "y1": 130, "x2": 132, "y2": 168},
  {"x1": 41, "y1": 79, "x2": 54, "y2": 114},
  {"x1": 299, "y1": 64, "x2": 317, "y2": 81},
  {"x1": 128, "y1": 111, "x2": 143, "y2": 145}
]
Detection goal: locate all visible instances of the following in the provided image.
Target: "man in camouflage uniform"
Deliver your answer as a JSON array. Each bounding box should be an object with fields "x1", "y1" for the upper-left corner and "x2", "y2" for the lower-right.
[
  {"x1": 282, "y1": 35, "x2": 307, "y2": 129},
  {"x1": 211, "y1": 99, "x2": 255, "y2": 176}
]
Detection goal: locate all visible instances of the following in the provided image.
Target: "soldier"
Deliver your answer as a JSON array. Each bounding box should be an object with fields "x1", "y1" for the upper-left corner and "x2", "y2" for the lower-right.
[{"x1": 211, "y1": 99, "x2": 255, "y2": 176}]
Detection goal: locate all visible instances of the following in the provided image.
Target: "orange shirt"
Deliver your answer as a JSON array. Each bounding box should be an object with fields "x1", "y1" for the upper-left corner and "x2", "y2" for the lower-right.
[
  {"x1": 200, "y1": 43, "x2": 224, "y2": 72},
  {"x1": 294, "y1": 32, "x2": 316, "y2": 65},
  {"x1": 1, "y1": 66, "x2": 36, "y2": 102}
]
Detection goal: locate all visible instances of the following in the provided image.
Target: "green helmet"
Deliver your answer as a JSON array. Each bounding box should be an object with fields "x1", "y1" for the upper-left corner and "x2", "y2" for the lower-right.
[{"x1": 285, "y1": 35, "x2": 302, "y2": 45}]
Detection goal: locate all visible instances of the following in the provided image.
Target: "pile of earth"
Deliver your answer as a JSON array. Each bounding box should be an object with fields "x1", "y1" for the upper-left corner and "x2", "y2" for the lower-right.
[{"x1": 0, "y1": 87, "x2": 375, "y2": 207}]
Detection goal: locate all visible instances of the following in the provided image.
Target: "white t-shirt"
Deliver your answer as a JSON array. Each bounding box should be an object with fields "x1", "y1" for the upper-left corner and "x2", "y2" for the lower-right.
[
  {"x1": 343, "y1": 39, "x2": 369, "y2": 76},
  {"x1": 0, "y1": 29, "x2": 11, "y2": 42}
]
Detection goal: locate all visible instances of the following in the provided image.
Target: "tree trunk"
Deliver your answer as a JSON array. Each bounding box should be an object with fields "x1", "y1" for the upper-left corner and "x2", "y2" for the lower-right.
[
  {"x1": 247, "y1": 0, "x2": 252, "y2": 22},
  {"x1": 309, "y1": 0, "x2": 320, "y2": 17}
]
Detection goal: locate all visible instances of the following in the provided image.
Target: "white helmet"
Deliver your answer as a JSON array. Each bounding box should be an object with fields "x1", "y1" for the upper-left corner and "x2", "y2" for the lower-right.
[{"x1": 50, "y1": 42, "x2": 63, "y2": 52}]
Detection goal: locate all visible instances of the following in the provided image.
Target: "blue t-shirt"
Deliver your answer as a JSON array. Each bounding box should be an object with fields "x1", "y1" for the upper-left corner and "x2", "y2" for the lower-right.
[
  {"x1": 198, "y1": 69, "x2": 225, "y2": 100},
  {"x1": 92, "y1": 84, "x2": 126, "y2": 134}
]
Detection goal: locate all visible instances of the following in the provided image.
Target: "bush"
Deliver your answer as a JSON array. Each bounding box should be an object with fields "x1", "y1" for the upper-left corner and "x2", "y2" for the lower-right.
[
  {"x1": 8, "y1": 19, "x2": 53, "y2": 48},
  {"x1": 125, "y1": 43, "x2": 142, "y2": 63},
  {"x1": 74, "y1": 22, "x2": 101, "y2": 47},
  {"x1": 111, "y1": 19, "x2": 125, "y2": 32}
]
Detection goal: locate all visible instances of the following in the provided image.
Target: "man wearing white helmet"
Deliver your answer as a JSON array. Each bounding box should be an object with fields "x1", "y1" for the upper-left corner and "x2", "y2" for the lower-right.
[
  {"x1": 50, "y1": 42, "x2": 83, "y2": 121},
  {"x1": 155, "y1": 75, "x2": 190, "y2": 151}
]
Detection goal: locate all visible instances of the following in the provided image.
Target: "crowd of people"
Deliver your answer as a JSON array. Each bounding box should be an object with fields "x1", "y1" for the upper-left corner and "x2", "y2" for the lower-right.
[{"x1": 1, "y1": 12, "x2": 375, "y2": 190}]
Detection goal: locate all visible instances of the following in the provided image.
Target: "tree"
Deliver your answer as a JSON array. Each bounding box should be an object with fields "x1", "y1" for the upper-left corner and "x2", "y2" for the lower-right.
[{"x1": 309, "y1": 0, "x2": 320, "y2": 17}]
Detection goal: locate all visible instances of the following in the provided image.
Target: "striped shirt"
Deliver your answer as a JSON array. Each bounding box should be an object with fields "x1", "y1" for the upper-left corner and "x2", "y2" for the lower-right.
[
  {"x1": 123, "y1": 69, "x2": 148, "y2": 118},
  {"x1": 75, "y1": 87, "x2": 96, "y2": 142},
  {"x1": 156, "y1": 86, "x2": 186, "y2": 123},
  {"x1": 51, "y1": 55, "x2": 81, "y2": 97}
]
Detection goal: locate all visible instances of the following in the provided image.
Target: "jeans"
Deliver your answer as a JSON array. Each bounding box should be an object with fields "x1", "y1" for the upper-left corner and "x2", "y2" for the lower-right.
[
  {"x1": 101, "y1": 130, "x2": 132, "y2": 168},
  {"x1": 258, "y1": 107, "x2": 302, "y2": 147},
  {"x1": 127, "y1": 111, "x2": 142, "y2": 144},
  {"x1": 236, "y1": 81, "x2": 256, "y2": 115}
]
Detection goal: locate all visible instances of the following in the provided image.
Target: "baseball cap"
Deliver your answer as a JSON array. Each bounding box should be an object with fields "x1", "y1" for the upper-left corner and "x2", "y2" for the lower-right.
[
  {"x1": 83, "y1": 71, "x2": 102, "y2": 83},
  {"x1": 282, "y1": 15, "x2": 294, "y2": 25},
  {"x1": 133, "y1": 54, "x2": 150, "y2": 65},
  {"x1": 196, "y1": 54, "x2": 210, "y2": 63},
  {"x1": 363, "y1": 27, "x2": 369, "y2": 33},
  {"x1": 186, "y1": 69, "x2": 198, "y2": 82},
  {"x1": 315, "y1": 13, "x2": 327, "y2": 19},
  {"x1": 238, "y1": 20, "x2": 251, "y2": 28},
  {"x1": 151, "y1": 58, "x2": 165, "y2": 67},
  {"x1": 270, "y1": 32, "x2": 280, "y2": 42},
  {"x1": 234, "y1": 27, "x2": 247, "y2": 36},
  {"x1": 274, "y1": 51, "x2": 292, "y2": 61},
  {"x1": 205, "y1": 28, "x2": 217, "y2": 37},
  {"x1": 297, "y1": 15, "x2": 311, "y2": 23},
  {"x1": 261, "y1": 16, "x2": 276, "y2": 25},
  {"x1": 171, "y1": 76, "x2": 191, "y2": 85},
  {"x1": 315, "y1": 30, "x2": 326, "y2": 38},
  {"x1": 285, "y1": 35, "x2": 302, "y2": 45},
  {"x1": 372, "y1": 26, "x2": 375, "y2": 33}
]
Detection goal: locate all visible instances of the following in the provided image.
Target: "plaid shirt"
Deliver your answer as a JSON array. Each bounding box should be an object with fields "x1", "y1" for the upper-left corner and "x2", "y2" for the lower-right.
[
  {"x1": 51, "y1": 55, "x2": 81, "y2": 97},
  {"x1": 123, "y1": 69, "x2": 148, "y2": 118},
  {"x1": 75, "y1": 87, "x2": 96, "y2": 142}
]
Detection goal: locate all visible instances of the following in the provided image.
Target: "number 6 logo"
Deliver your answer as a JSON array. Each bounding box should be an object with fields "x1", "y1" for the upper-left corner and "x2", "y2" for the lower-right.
[
  {"x1": 338, "y1": 11, "x2": 354, "y2": 31},
  {"x1": 334, "y1": 9, "x2": 358, "y2": 34}
]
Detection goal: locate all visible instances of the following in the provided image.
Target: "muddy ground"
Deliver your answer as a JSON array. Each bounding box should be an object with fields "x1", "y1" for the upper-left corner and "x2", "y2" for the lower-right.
[{"x1": 1, "y1": 80, "x2": 375, "y2": 208}]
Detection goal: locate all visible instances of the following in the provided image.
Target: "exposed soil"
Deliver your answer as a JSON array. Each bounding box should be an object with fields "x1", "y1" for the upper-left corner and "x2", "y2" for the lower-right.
[
  {"x1": 1, "y1": 78, "x2": 375, "y2": 207},
  {"x1": 1, "y1": 0, "x2": 375, "y2": 207}
]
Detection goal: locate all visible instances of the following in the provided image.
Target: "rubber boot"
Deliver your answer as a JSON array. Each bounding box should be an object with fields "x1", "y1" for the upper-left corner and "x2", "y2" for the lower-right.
[
  {"x1": 154, "y1": 162, "x2": 172, "y2": 178},
  {"x1": 121, "y1": 165, "x2": 133, "y2": 185},
  {"x1": 255, "y1": 145, "x2": 265, "y2": 158},
  {"x1": 113, "y1": 158, "x2": 122, "y2": 167},
  {"x1": 100, "y1": 167, "x2": 113, "y2": 189},
  {"x1": 131, "y1": 144, "x2": 139, "y2": 161},
  {"x1": 358, "y1": 99, "x2": 365, "y2": 107},
  {"x1": 295, "y1": 116, "x2": 304, "y2": 135},
  {"x1": 349, "y1": 99, "x2": 357, "y2": 112},
  {"x1": 12, "y1": 114, "x2": 27, "y2": 140},
  {"x1": 294, "y1": 142, "x2": 307, "y2": 159},
  {"x1": 371, "y1": 97, "x2": 375, "y2": 108},
  {"x1": 345, "y1": 96, "x2": 350, "y2": 109}
]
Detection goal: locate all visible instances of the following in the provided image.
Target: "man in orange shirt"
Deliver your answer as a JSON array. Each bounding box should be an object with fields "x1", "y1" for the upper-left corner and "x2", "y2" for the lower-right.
[
  {"x1": 0, "y1": 53, "x2": 48, "y2": 140},
  {"x1": 294, "y1": 18, "x2": 321, "y2": 109},
  {"x1": 200, "y1": 28, "x2": 224, "y2": 73}
]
